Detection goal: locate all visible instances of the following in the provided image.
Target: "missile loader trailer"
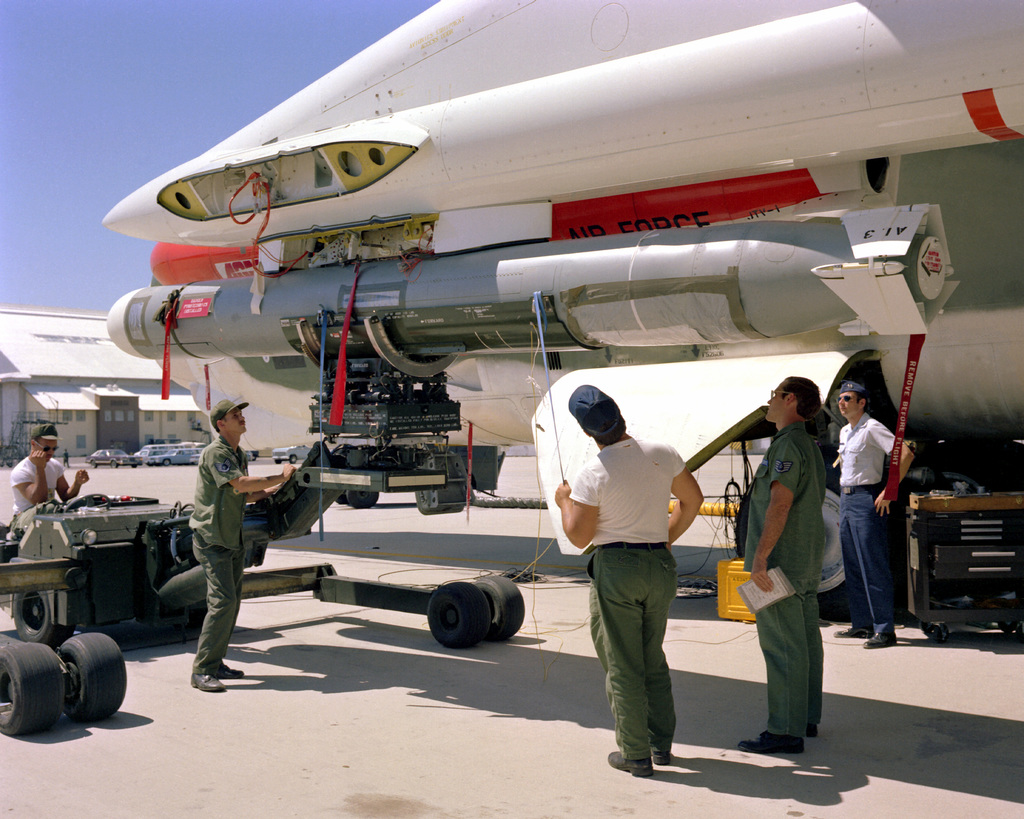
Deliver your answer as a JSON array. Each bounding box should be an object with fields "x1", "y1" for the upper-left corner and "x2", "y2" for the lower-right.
[{"x1": 0, "y1": 443, "x2": 524, "y2": 735}]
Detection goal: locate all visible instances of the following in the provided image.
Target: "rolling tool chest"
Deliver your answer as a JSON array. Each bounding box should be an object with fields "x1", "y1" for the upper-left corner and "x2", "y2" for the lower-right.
[{"x1": 906, "y1": 493, "x2": 1024, "y2": 642}]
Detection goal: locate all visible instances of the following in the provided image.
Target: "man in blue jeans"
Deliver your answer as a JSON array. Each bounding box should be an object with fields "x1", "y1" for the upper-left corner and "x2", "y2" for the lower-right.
[
  {"x1": 834, "y1": 380, "x2": 914, "y2": 649},
  {"x1": 555, "y1": 385, "x2": 703, "y2": 776}
]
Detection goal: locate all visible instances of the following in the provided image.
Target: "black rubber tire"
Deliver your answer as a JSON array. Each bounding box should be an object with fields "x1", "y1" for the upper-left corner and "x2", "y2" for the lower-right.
[
  {"x1": 162, "y1": 458, "x2": 171, "y2": 466},
  {"x1": 346, "y1": 490, "x2": 380, "y2": 510},
  {"x1": 475, "y1": 576, "x2": 526, "y2": 641},
  {"x1": 427, "y1": 582, "x2": 491, "y2": 648},
  {"x1": 0, "y1": 642, "x2": 66, "y2": 736},
  {"x1": 12, "y1": 591, "x2": 77, "y2": 648},
  {"x1": 288, "y1": 454, "x2": 298, "y2": 464},
  {"x1": 57, "y1": 633, "x2": 127, "y2": 723},
  {"x1": 923, "y1": 623, "x2": 950, "y2": 643}
]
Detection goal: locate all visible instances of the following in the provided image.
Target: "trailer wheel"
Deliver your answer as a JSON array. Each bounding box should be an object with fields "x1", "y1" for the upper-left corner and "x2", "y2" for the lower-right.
[
  {"x1": 57, "y1": 633, "x2": 127, "y2": 722},
  {"x1": 475, "y1": 576, "x2": 525, "y2": 641},
  {"x1": 427, "y1": 582, "x2": 490, "y2": 648},
  {"x1": 346, "y1": 490, "x2": 379, "y2": 509},
  {"x1": 0, "y1": 642, "x2": 66, "y2": 736},
  {"x1": 922, "y1": 623, "x2": 950, "y2": 643},
  {"x1": 12, "y1": 591, "x2": 76, "y2": 648}
]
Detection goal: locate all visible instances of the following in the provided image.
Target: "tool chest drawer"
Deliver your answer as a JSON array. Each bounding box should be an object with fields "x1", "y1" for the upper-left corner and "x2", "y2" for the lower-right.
[{"x1": 928, "y1": 542, "x2": 1024, "y2": 579}]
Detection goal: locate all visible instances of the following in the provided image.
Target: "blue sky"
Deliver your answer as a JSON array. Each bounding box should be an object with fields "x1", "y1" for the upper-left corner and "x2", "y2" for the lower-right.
[{"x1": 0, "y1": 0, "x2": 433, "y2": 312}]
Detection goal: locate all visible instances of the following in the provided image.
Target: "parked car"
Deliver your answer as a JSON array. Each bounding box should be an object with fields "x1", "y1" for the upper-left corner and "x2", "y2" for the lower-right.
[
  {"x1": 86, "y1": 449, "x2": 142, "y2": 468},
  {"x1": 145, "y1": 447, "x2": 204, "y2": 466},
  {"x1": 272, "y1": 445, "x2": 311, "y2": 464},
  {"x1": 136, "y1": 443, "x2": 202, "y2": 464}
]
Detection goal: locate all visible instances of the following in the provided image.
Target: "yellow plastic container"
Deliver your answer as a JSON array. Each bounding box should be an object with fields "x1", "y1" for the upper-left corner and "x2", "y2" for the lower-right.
[{"x1": 717, "y1": 558, "x2": 756, "y2": 622}]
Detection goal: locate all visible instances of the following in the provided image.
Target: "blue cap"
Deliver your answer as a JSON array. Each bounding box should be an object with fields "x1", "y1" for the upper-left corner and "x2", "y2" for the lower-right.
[
  {"x1": 568, "y1": 385, "x2": 624, "y2": 438},
  {"x1": 838, "y1": 380, "x2": 868, "y2": 397}
]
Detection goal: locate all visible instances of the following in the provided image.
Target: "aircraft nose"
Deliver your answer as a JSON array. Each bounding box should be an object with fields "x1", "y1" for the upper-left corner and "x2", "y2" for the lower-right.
[{"x1": 103, "y1": 178, "x2": 174, "y2": 241}]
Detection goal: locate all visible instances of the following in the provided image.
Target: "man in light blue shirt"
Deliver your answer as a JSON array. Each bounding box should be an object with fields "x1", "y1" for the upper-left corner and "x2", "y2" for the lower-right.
[{"x1": 834, "y1": 380, "x2": 914, "y2": 649}]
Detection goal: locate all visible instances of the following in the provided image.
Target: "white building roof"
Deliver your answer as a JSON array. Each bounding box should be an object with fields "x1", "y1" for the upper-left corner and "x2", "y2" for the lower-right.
[
  {"x1": 0, "y1": 303, "x2": 161, "y2": 381},
  {"x1": 1, "y1": 303, "x2": 200, "y2": 412},
  {"x1": 24, "y1": 384, "x2": 98, "y2": 411}
]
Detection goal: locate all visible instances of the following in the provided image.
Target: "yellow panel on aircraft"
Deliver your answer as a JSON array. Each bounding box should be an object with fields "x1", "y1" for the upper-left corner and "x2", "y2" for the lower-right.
[{"x1": 157, "y1": 141, "x2": 418, "y2": 222}]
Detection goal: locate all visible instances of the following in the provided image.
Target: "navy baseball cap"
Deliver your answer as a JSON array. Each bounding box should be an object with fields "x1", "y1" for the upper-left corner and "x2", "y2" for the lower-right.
[
  {"x1": 838, "y1": 380, "x2": 868, "y2": 397},
  {"x1": 568, "y1": 385, "x2": 624, "y2": 438}
]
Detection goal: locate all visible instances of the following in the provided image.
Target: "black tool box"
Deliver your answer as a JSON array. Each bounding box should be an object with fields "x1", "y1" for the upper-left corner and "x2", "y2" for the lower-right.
[{"x1": 906, "y1": 493, "x2": 1024, "y2": 643}]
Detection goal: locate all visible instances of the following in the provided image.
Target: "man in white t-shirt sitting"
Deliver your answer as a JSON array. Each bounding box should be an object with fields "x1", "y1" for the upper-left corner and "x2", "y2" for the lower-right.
[{"x1": 9, "y1": 423, "x2": 89, "y2": 537}]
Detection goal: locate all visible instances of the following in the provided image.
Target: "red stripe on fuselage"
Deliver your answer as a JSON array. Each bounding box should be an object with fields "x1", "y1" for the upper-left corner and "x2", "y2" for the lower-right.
[
  {"x1": 963, "y1": 89, "x2": 1024, "y2": 141},
  {"x1": 551, "y1": 169, "x2": 822, "y2": 240}
]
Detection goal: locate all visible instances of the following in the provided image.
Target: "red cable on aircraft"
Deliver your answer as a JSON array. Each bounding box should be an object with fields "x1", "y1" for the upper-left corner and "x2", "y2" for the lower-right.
[
  {"x1": 329, "y1": 263, "x2": 362, "y2": 426},
  {"x1": 228, "y1": 172, "x2": 309, "y2": 279},
  {"x1": 228, "y1": 172, "x2": 269, "y2": 227}
]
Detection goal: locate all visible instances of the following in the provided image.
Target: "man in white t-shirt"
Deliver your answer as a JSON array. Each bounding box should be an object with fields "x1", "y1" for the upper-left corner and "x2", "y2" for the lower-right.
[
  {"x1": 9, "y1": 423, "x2": 89, "y2": 536},
  {"x1": 555, "y1": 385, "x2": 703, "y2": 777}
]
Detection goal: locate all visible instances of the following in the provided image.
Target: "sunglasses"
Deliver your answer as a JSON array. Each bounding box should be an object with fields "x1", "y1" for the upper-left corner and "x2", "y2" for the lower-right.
[
  {"x1": 837, "y1": 394, "x2": 860, "y2": 403},
  {"x1": 769, "y1": 389, "x2": 790, "y2": 400},
  {"x1": 37, "y1": 444, "x2": 59, "y2": 452}
]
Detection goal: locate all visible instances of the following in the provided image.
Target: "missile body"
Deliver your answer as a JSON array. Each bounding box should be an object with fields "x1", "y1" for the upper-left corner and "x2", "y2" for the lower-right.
[{"x1": 109, "y1": 222, "x2": 919, "y2": 364}]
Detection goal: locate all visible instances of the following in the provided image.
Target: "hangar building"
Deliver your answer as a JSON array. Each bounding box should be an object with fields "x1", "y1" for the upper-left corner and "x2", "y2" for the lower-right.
[{"x1": 0, "y1": 303, "x2": 207, "y2": 463}]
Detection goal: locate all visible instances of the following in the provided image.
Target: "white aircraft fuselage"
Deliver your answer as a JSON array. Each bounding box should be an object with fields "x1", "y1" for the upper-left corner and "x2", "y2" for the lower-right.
[{"x1": 104, "y1": 0, "x2": 1024, "y2": 475}]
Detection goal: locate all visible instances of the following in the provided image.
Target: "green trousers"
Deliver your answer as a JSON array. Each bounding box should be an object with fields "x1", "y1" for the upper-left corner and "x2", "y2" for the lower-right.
[
  {"x1": 10, "y1": 499, "x2": 64, "y2": 540},
  {"x1": 589, "y1": 547, "x2": 678, "y2": 760},
  {"x1": 754, "y1": 589, "x2": 824, "y2": 737},
  {"x1": 192, "y1": 535, "x2": 245, "y2": 676}
]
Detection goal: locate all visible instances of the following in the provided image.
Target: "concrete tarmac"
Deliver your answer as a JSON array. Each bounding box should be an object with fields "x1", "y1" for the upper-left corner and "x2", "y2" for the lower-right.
[{"x1": 1, "y1": 454, "x2": 1022, "y2": 817}]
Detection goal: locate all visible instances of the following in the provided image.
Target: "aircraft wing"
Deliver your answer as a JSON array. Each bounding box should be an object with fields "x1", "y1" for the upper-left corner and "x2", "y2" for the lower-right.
[{"x1": 534, "y1": 352, "x2": 852, "y2": 555}]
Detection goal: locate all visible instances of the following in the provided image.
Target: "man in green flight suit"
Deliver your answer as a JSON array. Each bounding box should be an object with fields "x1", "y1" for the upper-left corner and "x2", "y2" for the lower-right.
[
  {"x1": 739, "y1": 376, "x2": 826, "y2": 753},
  {"x1": 189, "y1": 399, "x2": 297, "y2": 693}
]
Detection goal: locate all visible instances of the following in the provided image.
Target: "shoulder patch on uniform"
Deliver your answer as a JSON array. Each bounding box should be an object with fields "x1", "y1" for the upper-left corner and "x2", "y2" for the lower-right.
[
  {"x1": 774, "y1": 459, "x2": 793, "y2": 473},
  {"x1": 215, "y1": 459, "x2": 233, "y2": 474}
]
